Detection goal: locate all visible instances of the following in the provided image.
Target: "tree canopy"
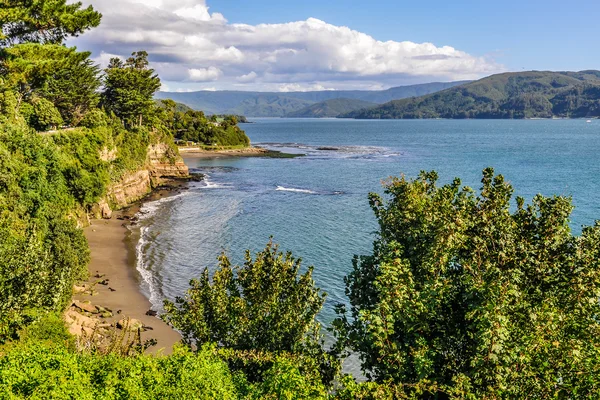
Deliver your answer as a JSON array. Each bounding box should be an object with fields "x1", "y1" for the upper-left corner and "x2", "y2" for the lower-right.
[
  {"x1": 101, "y1": 51, "x2": 161, "y2": 128},
  {"x1": 334, "y1": 168, "x2": 600, "y2": 397},
  {"x1": 0, "y1": 0, "x2": 101, "y2": 46},
  {"x1": 1, "y1": 43, "x2": 100, "y2": 126}
]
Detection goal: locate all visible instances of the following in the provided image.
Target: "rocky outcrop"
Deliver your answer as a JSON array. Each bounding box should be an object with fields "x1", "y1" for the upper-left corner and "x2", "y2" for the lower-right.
[
  {"x1": 106, "y1": 169, "x2": 152, "y2": 209},
  {"x1": 147, "y1": 143, "x2": 189, "y2": 186},
  {"x1": 90, "y1": 143, "x2": 190, "y2": 218}
]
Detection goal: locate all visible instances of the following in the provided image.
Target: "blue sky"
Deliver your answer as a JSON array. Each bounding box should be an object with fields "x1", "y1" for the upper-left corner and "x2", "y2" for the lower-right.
[{"x1": 71, "y1": 0, "x2": 599, "y2": 92}]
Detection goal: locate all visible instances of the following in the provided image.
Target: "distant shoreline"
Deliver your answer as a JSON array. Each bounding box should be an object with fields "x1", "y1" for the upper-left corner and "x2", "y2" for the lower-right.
[{"x1": 179, "y1": 146, "x2": 303, "y2": 158}]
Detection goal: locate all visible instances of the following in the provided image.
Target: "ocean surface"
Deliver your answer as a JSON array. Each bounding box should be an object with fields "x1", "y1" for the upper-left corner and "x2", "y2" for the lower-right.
[{"x1": 134, "y1": 119, "x2": 600, "y2": 330}]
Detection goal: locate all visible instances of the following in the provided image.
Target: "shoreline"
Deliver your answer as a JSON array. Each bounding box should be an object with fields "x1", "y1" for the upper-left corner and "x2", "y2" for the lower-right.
[
  {"x1": 179, "y1": 146, "x2": 303, "y2": 159},
  {"x1": 74, "y1": 149, "x2": 265, "y2": 354},
  {"x1": 75, "y1": 186, "x2": 188, "y2": 355}
]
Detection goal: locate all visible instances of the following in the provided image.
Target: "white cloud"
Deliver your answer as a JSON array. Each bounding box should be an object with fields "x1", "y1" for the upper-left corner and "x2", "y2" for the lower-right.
[
  {"x1": 188, "y1": 66, "x2": 222, "y2": 82},
  {"x1": 278, "y1": 83, "x2": 335, "y2": 92},
  {"x1": 237, "y1": 71, "x2": 258, "y2": 83},
  {"x1": 70, "y1": 0, "x2": 504, "y2": 91}
]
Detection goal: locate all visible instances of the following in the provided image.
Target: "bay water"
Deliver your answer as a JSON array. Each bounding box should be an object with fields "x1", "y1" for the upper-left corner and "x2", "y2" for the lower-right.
[{"x1": 134, "y1": 119, "x2": 600, "y2": 330}]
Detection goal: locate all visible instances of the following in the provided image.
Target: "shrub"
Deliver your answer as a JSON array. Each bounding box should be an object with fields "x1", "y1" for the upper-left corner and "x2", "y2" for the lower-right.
[{"x1": 334, "y1": 168, "x2": 600, "y2": 397}]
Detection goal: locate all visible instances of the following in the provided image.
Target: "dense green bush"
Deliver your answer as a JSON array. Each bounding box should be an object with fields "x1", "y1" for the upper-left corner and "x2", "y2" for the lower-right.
[
  {"x1": 0, "y1": 343, "x2": 239, "y2": 399},
  {"x1": 163, "y1": 242, "x2": 339, "y2": 384},
  {"x1": 334, "y1": 168, "x2": 600, "y2": 397}
]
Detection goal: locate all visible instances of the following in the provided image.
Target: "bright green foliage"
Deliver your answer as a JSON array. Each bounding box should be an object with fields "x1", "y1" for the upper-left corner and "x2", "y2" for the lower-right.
[
  {"x1": 0, "y1": 0, "x2": 101, "y2": 46},
  {"x1": 334, "y1": 168, "x2": 600, "y2": 397},
  {"x1": 1, "y1": 44, "x2": 101, "y2": 126},
  {"x1": 163, "y1": 241, "x2": 325, "y2": 352},
  {"x1": 29, "y1": 96, "x2": 62, "y2": 130},
  {"x1": 0, "y1": 343, "x2": 239, "y2": 399},
  {"x1": 246, "y1": 357, "x2": 328, "y2": 400},
  {"x1": 163, "y1": 241, "x2": 338, "y2": 383},
  {"x1": 0, "y1": 120, "x2": 156, "y2": 342},
  {"x1": 102, "y1": 51, "x2": 161, "y2": 128},
  {"x1": 155, "y1": 99, "x2": 251, "y2": 147},
  {"x1": 0, "y1": 125, "x2": 92, "y2": 319}
]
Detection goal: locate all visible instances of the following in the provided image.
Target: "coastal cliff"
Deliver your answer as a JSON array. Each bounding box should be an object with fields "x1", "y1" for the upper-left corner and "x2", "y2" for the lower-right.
[{"x1": 90, "y1": 142, "x2": 189, "y2": 220}]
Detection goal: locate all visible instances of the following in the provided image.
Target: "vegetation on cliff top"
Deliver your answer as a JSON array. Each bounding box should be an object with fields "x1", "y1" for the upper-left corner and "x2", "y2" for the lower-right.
[{"x1": 344, "y1": 70, "x2": 600, "y2": 119}]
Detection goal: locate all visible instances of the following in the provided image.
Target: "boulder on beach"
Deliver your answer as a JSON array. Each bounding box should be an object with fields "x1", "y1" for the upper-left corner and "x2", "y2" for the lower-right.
[
  {"x1": 116, "y1": 318, "x2": 144, "y2": 332},
  {"x1": 72, "y1": 300, "x2": 97, "y2": 314}
]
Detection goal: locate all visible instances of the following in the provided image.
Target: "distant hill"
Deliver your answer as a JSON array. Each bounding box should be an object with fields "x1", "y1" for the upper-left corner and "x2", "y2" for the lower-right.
[
  {"x1": 223, "y1": 95, "x2": 313, "y2": 117},
  {"x1": 155, "y1": 81, "x2": 467, "y2": 117},
  {"x1": 286, "y1": 98, "x2": 377, "y2": 118},
  {"x1": 343, "y1": 71, "x2": 600, "y2": 119}
]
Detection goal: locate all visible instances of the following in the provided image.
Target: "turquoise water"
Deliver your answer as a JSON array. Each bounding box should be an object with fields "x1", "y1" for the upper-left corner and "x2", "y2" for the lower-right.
[{"x1": 135, "y1": 119, "x2": 600, "y2": 327}]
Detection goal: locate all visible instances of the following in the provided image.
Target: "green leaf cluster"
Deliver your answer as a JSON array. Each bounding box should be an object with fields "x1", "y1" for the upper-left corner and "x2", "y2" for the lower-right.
[
  {"x1": 163, "y1": 241, "x2": 338, "y2": 384},
  {"x1": 0, "y1": 0, "x2": 101, "y2": 45},
  {"x1": 334, "y1": 168, "x2": 600, "y2": 397},
  {"x1": 101, "y1": 52, "x2": 161, "y2": 128}
]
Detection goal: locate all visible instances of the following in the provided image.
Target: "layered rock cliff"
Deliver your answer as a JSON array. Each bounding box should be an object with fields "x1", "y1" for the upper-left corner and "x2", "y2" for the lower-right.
[{"x1": 90, "y1": 143, "x2": 189, "y2": 220}]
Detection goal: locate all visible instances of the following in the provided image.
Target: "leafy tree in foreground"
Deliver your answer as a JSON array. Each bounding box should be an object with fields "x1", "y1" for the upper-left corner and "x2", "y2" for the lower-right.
[
  {"x1": 101, "y1": 51, "x2": 161, "y2": 128},
  {"x1": 163, "y1": 241, "x2": 339, "y2": 384},
  {"x1": 334, "y1": 168, "x2": 600, "y2": 398},
  {"x1": 0, "y1": 0, "x2": 101, "y2": 46}
]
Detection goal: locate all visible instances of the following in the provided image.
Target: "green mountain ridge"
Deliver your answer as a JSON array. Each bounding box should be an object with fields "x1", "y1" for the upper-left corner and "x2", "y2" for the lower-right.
[
  {"x1": 223, "y1": 94, "x2": 314, "y2": 117},
  {"x1": 286, "y1": 98, "x2": 377, "y2": 118},
  {"x1": 342, "y1": 70, "x2": 600, "y2": 119},
  {"x1": 154, "y1": 81, "x2": 467, "y2": 116}
]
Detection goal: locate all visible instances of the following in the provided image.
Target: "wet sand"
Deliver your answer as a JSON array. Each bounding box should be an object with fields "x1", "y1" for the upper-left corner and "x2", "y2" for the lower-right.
[{"x1": 78, "y1": 207, "x2": 181, "y2": 355}]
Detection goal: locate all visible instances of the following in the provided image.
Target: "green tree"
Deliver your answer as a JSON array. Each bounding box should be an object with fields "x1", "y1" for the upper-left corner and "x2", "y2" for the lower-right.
[
  {"x1": 163, "y1": 241, "x2": 338, "y2": 383},
  {"x1": 0, "y1": 44, "x2": 101, "y2": 126},
  {"x1": 29, "y1": 96, "x2": 62, "y2": 130},
  {"x1": 0, "y1": 0, "x2": 101, "y2": 46},
  {"x1": 101, "y1": 51, "x2": 161, "y2": 128},
  {"x1": 334, "y1": 168, "x2": 600, "y2": 397}
]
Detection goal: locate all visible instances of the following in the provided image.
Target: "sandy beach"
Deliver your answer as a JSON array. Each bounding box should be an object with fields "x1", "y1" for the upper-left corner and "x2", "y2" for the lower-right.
[{"x1": 76, "y1": 203, "x2": 182, "y2": 355}]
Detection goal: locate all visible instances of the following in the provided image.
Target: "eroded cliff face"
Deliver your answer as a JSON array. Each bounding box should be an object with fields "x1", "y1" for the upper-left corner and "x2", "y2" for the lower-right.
[
  {"x1": 147, "y1": 143, "x2": 189, "y2": 186},
  {"x1": 89, "y1": 143, "x2": 189, "y2": 220}
]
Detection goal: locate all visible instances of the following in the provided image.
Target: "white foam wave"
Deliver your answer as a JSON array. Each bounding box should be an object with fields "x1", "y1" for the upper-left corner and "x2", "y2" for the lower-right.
[
  {"x1": 135, "y1": 226, "x2": 161, "y2": 308},
  {"x1": 276, "y1": 186, "x2": 317, "y2": 194},
  {"x1": 137, "y1": 192, "x2": 187, "y2": 221},
  {"x1": 134, "y1": 192, "x2": 187, "y2": 310},
  {"x1": 201, "y1": 174, "x2": 231, "y2": 189}
]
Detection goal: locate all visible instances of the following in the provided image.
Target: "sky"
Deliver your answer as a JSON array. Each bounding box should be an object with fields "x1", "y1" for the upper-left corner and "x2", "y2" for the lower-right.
[{"x1": 68, "y1": 0, "x2": 600, "y2": 93}]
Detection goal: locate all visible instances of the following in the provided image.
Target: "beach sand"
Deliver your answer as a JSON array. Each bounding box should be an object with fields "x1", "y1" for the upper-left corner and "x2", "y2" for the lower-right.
[{"x1": 77, "y1": 206, "x2": 182, "y2": 355}]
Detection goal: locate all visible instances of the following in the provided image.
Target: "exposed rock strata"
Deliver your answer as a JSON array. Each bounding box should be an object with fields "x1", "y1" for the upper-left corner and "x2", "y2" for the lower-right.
[{"x1": 92, "y1": 143, "x2": 189, "y2": 218}]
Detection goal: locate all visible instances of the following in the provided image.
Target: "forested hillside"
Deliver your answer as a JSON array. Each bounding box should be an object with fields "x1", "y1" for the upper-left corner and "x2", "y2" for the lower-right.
[
  {"x1": 155, "y1": 81, "x2": 467, "y2": 116},
  {"x1": 286, "y1": 98, "x2": 377, "y2": 118},
  {"x1": 344, "y1": 71, "x2": 600, "y2": 119}
]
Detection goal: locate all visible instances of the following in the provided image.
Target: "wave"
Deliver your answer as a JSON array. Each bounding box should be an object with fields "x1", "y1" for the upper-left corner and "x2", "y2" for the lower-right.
[
  {"x1": 200, "y1": 174, "x2": 232, "y2": 189},
  {"x1": 134, "y1": 192, "x2": 188, "y2": 310},
  {"x1": 276, "y1": 186, "x2": 317, "y2": 194}
]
